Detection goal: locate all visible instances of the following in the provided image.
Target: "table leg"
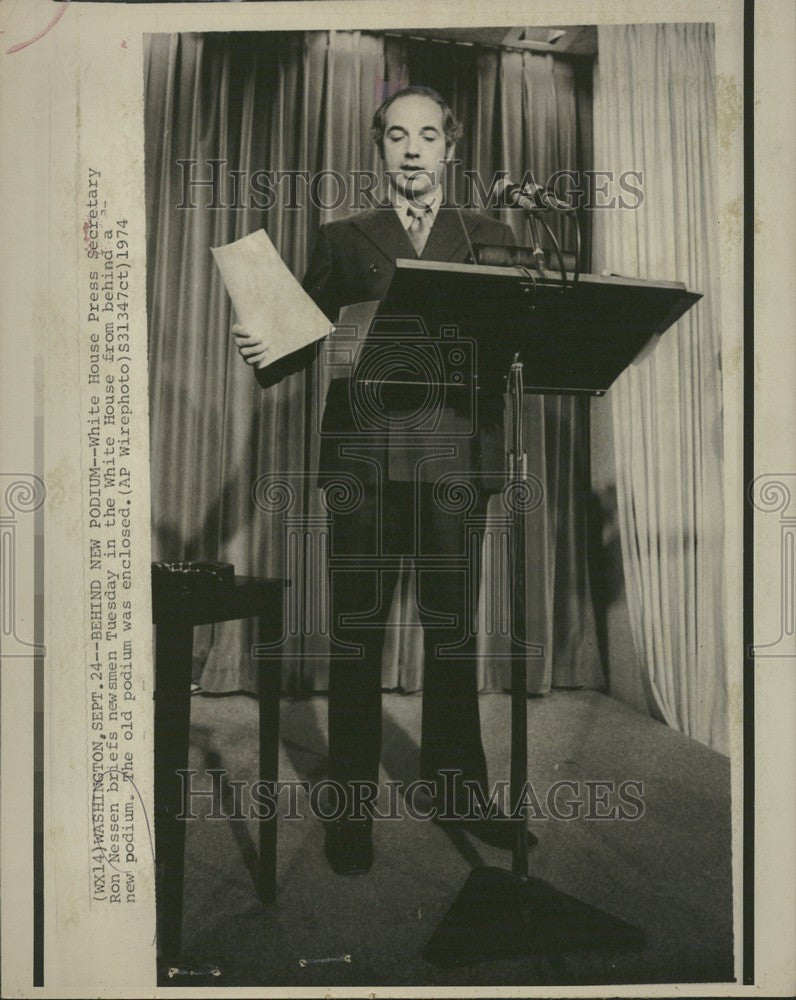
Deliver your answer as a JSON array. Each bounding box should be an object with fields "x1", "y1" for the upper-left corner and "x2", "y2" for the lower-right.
[
  {"x1": 256, "y1": 615, "x2": 281, "y2": 902},
  {"x1": 154, "y1": 621, "x2": 194, "y2": 959}
]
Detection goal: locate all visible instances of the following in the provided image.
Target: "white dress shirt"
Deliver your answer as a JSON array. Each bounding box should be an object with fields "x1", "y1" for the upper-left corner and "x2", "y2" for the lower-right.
[{"x1": 392, "y1": 189, "x2": 442, "y2": 232}]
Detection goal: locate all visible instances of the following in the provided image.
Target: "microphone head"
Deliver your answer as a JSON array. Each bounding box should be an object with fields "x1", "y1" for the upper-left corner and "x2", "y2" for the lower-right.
[
  {"x1": 493, "y1": 177, "x2": 519, "y2": 207},
  {"x1": 495, "y1": 175, "x2": 571, "y2": 212}
]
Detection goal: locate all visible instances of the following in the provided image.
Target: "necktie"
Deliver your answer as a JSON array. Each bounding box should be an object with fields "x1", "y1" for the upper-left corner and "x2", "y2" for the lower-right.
[{"x1": 406, "y1": 203, "x2": 433, "y2": 256}]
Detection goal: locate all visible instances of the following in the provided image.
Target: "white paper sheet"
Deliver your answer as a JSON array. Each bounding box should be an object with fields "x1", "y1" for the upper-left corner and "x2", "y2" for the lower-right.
[
  {"x1": 337, "y1": 299, "x2": 380, "y2": 332},
  {"x1": 211, "y1": 228, "x2": 332, "y2": 369}
]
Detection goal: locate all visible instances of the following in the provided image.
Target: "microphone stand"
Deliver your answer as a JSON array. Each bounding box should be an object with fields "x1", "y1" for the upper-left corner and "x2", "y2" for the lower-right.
[
  {"x1": 525, "y1": 202, "x2": 573, "y2": 287},
  {"x1": 508, "y1": 355, "x2": 530, "y2": 879},
  {"x1": 422, "y1": 308, "x2": 645, "y2": 970},
  {"x1": 524, "y1": 211, "x2": 548, "y2": 277}
]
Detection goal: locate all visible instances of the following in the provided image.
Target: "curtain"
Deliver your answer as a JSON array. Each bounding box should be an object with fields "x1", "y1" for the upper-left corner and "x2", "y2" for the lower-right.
[
  {"x1": 592, "y1": 24, "x2": 727, "y2": 751},
  {"x1": 145, "y1": 30, "x2": 604, "y2": 696}
]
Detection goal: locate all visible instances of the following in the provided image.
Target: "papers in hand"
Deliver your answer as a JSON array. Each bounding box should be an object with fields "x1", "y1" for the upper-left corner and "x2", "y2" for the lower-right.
[
  {"x1": 211, "y1": 228, "x2": 332, "y2": 370},
  {"x1": 336, "y1": 300, "x2": 380, "y2": 333}
]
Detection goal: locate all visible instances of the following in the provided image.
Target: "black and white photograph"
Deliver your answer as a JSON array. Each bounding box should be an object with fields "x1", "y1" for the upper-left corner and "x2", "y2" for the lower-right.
[
  {"x1": 4, "y1": 1, "x2": 796, "y2": 997},
  {"x1": 144, "y1": 18, "x2": 735, "y2": 988}
]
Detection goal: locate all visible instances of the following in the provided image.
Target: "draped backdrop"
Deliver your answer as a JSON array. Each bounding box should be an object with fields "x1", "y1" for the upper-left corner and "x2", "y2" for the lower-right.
[
  {"x1": 144, "y1": 31, "x2": 604, "y2": 695},
  {"x1": 593, "y1": 24, "x2": 727, "y2": 752}
]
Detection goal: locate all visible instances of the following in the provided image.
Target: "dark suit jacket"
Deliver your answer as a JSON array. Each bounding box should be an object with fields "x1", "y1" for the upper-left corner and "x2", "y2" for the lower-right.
[{"x1": 257, "y1": 205, "x2": 514, "y2": 488}]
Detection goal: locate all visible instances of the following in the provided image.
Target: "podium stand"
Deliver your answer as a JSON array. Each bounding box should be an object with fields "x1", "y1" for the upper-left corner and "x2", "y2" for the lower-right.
[{"x1": 365, "y1": 258, "x2": 701, "y2": 967}]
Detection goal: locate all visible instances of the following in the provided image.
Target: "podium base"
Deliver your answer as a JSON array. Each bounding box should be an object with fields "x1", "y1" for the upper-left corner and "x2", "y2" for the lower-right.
[{"x1": 423, "y1": 866, "x2": 645, "y2": 968}]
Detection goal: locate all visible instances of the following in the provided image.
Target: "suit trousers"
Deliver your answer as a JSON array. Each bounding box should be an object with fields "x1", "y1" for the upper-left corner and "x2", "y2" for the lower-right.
[{"x1": 325, "y1": 478, "x2": 490, "y2": 808}]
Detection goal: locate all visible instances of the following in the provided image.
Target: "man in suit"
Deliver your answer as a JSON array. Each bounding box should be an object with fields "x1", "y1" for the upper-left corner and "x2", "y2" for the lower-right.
[{"x1": 236, "y1": 86, "x2": 528, "y2": 873}]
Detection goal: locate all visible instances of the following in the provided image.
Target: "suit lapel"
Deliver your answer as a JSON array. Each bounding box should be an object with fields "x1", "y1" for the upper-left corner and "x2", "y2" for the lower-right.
[
  {"x1": 421, "y1": 208, "x2": 485, "y2": 263},
  {"x1": 351, "y1": 207, "x2": 418, "y2": 262},
  {"x1": 351, "y1": 205, "x2": 490, "y2": 266}
]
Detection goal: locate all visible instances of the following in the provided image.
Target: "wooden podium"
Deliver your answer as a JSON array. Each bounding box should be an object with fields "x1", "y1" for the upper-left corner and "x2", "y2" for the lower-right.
[
  {"x1": 378, "y1": 258, "x2": 700, "y2": 396},
  {"x1": 364, "y1": 258, "x2": 701, "y2": 967}
]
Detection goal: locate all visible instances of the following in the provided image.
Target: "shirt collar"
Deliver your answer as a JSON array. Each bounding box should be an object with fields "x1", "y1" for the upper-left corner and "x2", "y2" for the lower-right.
[{"x1": 392, "y1": 189, "x2": 442, "y2": 231}]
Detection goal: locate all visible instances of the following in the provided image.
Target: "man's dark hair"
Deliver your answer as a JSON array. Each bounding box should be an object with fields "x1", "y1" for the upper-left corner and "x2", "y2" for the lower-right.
[{"x1": 371, "y1": 85, "x2": 463, "y2": 157}]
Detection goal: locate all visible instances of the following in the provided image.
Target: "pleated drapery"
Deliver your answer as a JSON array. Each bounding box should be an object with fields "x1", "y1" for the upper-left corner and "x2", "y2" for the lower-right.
[
  {"x1": 593, "y1": 24, "x2": 727, "y2": 751},
  {"x1": 145, "y1": 31, "x2": 604, "y2": 696}
]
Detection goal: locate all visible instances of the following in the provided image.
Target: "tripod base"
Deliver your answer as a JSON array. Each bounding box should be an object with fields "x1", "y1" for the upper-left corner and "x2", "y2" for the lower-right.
[{"x1": 423, "y1": 866, "x2": 645, "y2": 968}]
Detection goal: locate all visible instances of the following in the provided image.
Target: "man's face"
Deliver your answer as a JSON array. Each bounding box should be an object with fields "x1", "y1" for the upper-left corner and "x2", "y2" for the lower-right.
[{"x1": 381, "y1": 93, "x2": 452, "y2": 201}]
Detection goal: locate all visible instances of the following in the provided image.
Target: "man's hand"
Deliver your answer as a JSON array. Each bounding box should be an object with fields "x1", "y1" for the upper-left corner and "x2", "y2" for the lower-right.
[{"x1": 232, "y1": 322, "x2": 270, "y2": 367}]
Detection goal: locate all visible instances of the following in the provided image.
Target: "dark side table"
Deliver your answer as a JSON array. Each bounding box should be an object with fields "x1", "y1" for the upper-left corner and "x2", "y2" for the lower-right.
[{"x1": 152, "y1": 575, "x2": 285, "y2": 960}]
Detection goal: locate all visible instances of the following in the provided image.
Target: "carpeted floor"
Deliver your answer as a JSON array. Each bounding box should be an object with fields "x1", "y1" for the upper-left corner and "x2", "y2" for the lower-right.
[{"x1": 173, "y1": 689, "x2": 734, "y2": 988}]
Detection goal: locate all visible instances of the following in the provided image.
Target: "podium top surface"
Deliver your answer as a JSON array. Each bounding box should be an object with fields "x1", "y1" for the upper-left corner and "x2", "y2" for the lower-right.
[
  {"x1": 375, "y1": 259, "x2": 701, "y2": 396},
  {"x1": 393, "y1": 257, "x2": 691, "y2": 291}
]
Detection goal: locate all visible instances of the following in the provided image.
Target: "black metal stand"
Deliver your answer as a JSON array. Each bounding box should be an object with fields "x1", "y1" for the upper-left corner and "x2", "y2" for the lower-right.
[{"x1": 423, "y1": 358, "x2": 645, "y2": 968}]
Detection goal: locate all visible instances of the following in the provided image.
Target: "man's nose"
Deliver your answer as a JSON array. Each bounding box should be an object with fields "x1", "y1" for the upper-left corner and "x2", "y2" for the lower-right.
[{"x1": 404, "y1": 137, "x2": 420, "y2": 158}]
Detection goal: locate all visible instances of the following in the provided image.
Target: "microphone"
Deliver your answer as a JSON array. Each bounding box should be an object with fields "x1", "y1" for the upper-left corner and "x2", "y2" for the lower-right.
[{"x1": 494, "y1": 176, "x2": 573, "y2": 212}]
